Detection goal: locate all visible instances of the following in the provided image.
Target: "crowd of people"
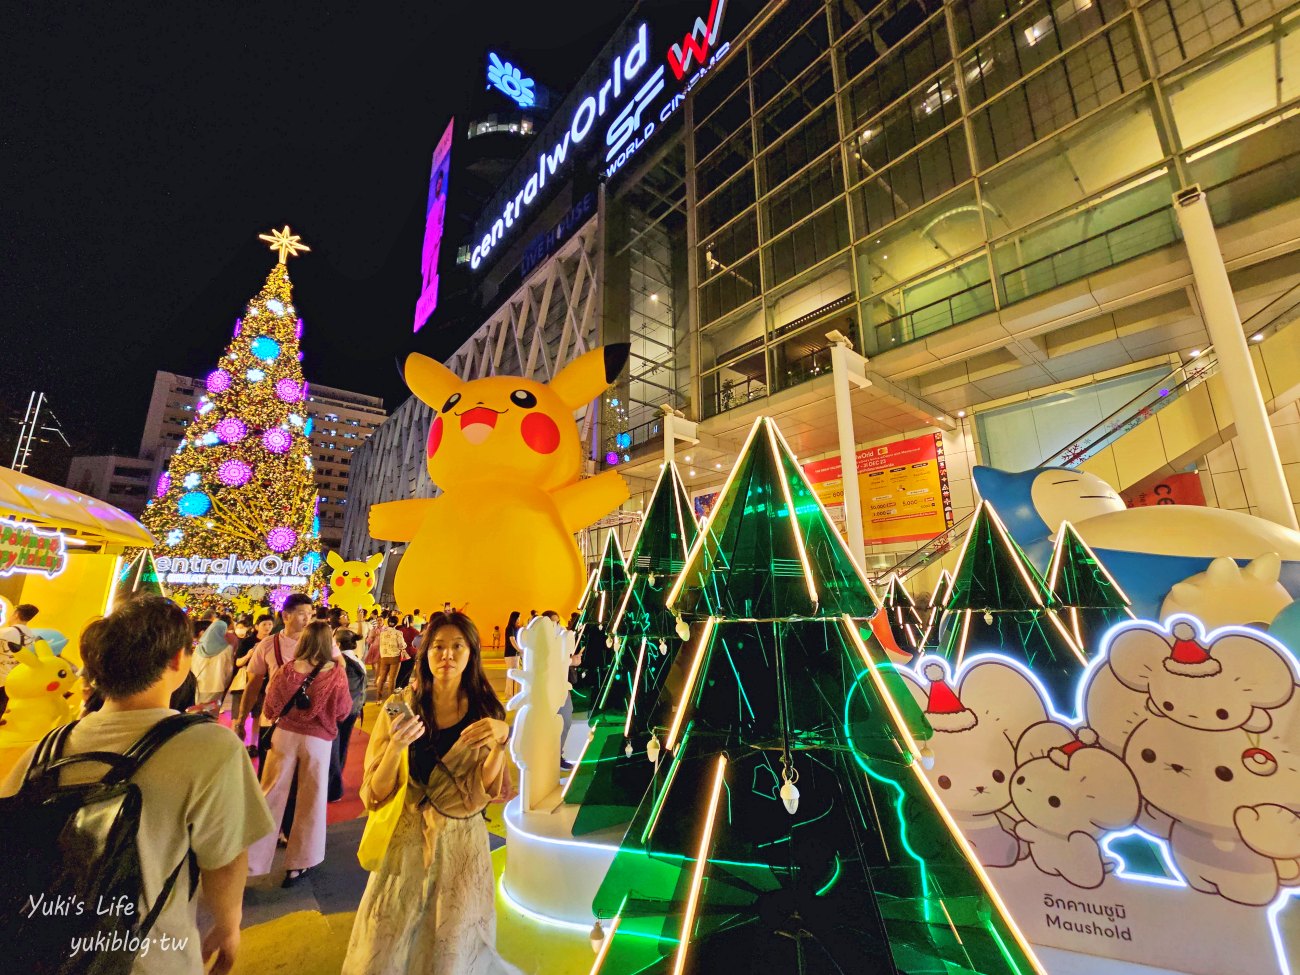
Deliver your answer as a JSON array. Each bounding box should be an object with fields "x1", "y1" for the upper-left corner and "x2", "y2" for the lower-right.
[{"x1": 0, "y1": 593, "x2": 589, "y2": 975}]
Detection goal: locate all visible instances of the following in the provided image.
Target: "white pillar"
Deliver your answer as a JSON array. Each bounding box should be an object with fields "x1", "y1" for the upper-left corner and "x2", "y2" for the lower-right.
[
  {"x1": 1174, "y1": 188, "x2": 1297, "y2": 530},
  {"x1": 830, "y1": 344, "x2": 869, "y2": 571}
]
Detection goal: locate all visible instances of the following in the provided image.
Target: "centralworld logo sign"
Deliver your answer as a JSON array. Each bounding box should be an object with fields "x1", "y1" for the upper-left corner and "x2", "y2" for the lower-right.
[{"x1": 469, "y1": 0, "x2": 733, "y2": 271}]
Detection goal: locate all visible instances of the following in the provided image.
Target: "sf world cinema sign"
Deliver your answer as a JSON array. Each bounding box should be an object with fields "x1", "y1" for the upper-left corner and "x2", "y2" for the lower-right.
[
  {"x1": 155, "y1": 554, "x2": 315, "y2": 587},
  {"x1": 470, "y1": 0, "x2": 730, "y2": 270}
]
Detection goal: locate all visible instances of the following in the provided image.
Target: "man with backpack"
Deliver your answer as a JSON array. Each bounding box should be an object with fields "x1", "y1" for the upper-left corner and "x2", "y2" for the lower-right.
[{"x1": 0, "y1": 595, "x2": 274, "y2": 975}]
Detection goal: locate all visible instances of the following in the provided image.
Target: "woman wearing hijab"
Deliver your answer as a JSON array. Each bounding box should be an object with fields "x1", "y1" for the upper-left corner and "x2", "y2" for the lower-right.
[{"x1": 192, "y1": 618, "x2": 235, "y2": 710}]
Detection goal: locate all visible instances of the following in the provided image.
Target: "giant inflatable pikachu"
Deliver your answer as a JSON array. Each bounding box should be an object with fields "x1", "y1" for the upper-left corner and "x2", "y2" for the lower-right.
[{"x1": 370, "y1": 345, "x2": 631, "y2": 634}]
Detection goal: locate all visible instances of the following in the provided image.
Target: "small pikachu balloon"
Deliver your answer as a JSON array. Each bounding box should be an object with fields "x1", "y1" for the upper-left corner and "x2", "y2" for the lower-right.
[
  {"x1": 370, "y1": 345, "x2": 630, "y2": 634},
  {"x1": 326, "y1": 551, "x2": 382, "y2": 618}
]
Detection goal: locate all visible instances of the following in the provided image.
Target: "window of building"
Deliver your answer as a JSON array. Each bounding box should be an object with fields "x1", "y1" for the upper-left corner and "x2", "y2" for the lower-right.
[
  {"x1": 763, "y1": 199, "x2": 851, "y2": 288},
  {"x1": 755, "y1": 58, "x2": 835, "y2": 156},
  {"x1": 753, "y1": 13, "x2": 830, "y2": 110},
  {"x1": 840, "y1": 8, "x2": 948, "y2": 129},
  {"x1": 760, "y1": 97, "x2": 839, "y2": 193},
  {"x1": 850, "y1": 126, "x2": 971, "y2": 239},
  {"x1": 764, "y1": 150, "x2": 844, "y2": 238},
  {"x1": 970, "y1": 20, "x2": 1146, "y2": 169},
  {"x1": 1140, "y1": 0, "x2": 1291, "y2": 74},
  {"x1": 699, "y1": 167, "x2": 758, "y2": 240},
  {"x1": 700, "y1": 209, "x2": 759, "y2": 281}
]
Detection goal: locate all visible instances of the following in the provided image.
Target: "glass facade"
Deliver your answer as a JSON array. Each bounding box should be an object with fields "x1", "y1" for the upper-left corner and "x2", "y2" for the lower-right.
[{"x1": 691, "y1": 0, "x2": 1300, "y2": 418}]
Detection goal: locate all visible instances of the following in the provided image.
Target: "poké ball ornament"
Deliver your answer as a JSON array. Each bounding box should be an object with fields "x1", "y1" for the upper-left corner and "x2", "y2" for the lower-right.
[
  {"x1": 370, "y1": 345, "x2": 631, "y2": 635},
  {"x1": 1242, "y1": 746, "x2": 1278, "y2": 776}
]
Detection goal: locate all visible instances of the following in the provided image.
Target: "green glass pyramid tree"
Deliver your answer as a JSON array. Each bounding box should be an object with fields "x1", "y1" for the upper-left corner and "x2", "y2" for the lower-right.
[
  {"x1": 879, "y1": 573, "x2": 924, "y2": 654},
  {"x1": 574, "y1": 530, "x2": 632, "y2": 703},
  {"x1": 915, "y1": 568, "x2": 952, "y2": 651},
  {"x1": 589, "y1": 418, "x2": 1045, "y2": 975},
  {"x1": 1045, "y1": 520, "x2": 1133, "y2": 655},
  {"x1": 938, "y1": 500, "x2": 1086, "y2": 705},
  {"x1": 564, "y1": 461, "x2": 699, "y2": 832},
  {"x1": 114, "y1": 550, "x2": 167, "y2": 605}
]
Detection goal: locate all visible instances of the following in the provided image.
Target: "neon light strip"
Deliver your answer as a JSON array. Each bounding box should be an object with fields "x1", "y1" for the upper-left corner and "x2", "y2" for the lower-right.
[
  {"x1": 671, "y1": 754, "x2": 728, "y2": 975},
  {"x1": 578, "y1": 567, "x2": 597, "y2": 610},
  {"x1": 103, "y1": 554, "x2": 124, "y2": 615},
  {"x1": 665, "y1": 616, "x2": 716, "y2": 752},
  {"x1": 666, "y1": 417, "x2": 765, "y2": 611},
  {"x1": 623, "y1": 639, "x2": 647, "y2": 739},
  {"x1": 588, "y1": 915, "x2": 621, "y2": 975},
  {"x1": 1044, "y1": 606, "x2": 1088, "y2": 664},
  {"x1": 598, "y1": 590, "x2": 607, "y2": 624},
  {"x1": 842, "y1": 618, "x2": 1048, "y2": 975},
  {"x1": 625, "y1": 462, "x2": 670, "y2": 565},
  {"x1": 560, "y1": 731, "x2": 595, "y2": 800},
  {"x1": 610, "y1": 574, "x2": 637, "y2": 633},
  {"x1": 957, "y1": 609, "x2": 972, "y2": 668},
  {"x1": 769, "y1": 420, "x2": 881, "y2": 607},
  {"x1": 670, "y1": 461, "x2": 691, "y2": 564},
  {"x1": 765, "y1": 420, "x2": 818, "y2": 608},
  {"x1": 642, "y1": 724, "x2": 689, "y2": 843}
]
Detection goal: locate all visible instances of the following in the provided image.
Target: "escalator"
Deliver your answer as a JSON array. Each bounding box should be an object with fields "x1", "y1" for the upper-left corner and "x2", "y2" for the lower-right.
[{"x1": 871, "y1": 280, "x2": 1300, "y2": 584}]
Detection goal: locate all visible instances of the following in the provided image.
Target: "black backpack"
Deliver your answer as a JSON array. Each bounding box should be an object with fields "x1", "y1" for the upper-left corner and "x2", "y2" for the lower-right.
[
  {"x1": 0, "y1": 712, "x2": 211, "y2": 974},
  {"x1": 342, "y1": 654, "x2": 367, "y2": 718}
]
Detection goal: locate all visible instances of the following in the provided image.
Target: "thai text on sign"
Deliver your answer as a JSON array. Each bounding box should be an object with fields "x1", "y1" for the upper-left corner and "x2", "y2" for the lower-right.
[{"x1": 802, "y1": 433, "x2": 953, "y2": 545}]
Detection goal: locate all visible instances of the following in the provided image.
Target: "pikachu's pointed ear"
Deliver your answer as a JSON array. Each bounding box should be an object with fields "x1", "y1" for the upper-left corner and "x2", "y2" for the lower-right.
[
  {"x1": 550, "y1": 344, "x2": 631, "y2": 411},
  {"x1": 366, "y1": 552, "x2": 384, "y2": 571},
  {"x1": 403, "y1": 353, "x2": 460, "y2": 411},
  {"x1": 326, "y1": 550, "x2": 344, "y2": 570}
]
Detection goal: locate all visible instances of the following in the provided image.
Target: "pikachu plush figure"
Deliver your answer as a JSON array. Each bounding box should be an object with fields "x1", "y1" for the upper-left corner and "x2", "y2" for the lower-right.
[
  {"x1": 370, "y1": 345, "x2": 630, "y2": 633},
  {"x1": 0, "y1": 640, "x2": 80, "y2": 755},
  {"x1": 326, "y1": 550, "x2": 382, "y2": 618}
]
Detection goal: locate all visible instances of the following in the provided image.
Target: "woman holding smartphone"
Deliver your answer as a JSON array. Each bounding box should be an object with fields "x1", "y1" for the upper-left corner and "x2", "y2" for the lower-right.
[{"x1": 342, "y1": 610, "x2": 518, "y2": 975}]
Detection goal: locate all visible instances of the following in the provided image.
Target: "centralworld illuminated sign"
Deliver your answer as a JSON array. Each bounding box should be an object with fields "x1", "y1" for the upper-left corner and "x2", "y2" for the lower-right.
[
  {"x1": 0, "y1": 518, "x2": 68, "y2": 579},
  {"x1": 469, "y1": 0, "x2": 732, "y2": 271},
  {"x1": 155, "y1": 553, "x2": 315, "y2": 587}
]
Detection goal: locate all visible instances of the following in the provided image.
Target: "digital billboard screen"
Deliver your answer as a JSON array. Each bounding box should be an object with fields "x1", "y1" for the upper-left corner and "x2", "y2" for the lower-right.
[{"x1": 414, "y1": 118, "x2": 454, "y2": 332}]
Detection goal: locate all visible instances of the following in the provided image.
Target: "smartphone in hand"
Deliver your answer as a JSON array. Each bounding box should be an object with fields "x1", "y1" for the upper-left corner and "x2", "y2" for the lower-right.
[{"x1": 384, "y1": 696, "x2": 415, "y2": 723}]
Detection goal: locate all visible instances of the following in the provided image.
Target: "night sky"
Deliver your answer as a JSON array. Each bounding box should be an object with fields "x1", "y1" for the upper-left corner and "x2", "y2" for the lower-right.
[{"x1": 4, "y1": 1, "x2": 626, "y2": 475}]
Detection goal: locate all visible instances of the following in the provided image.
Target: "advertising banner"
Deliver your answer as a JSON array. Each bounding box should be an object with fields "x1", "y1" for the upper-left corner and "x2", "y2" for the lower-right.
[
  {"x1": 1121, "y1": 470, "x2": 1208, "y2": 508},
  {"x1": 803, "y1": 433, "x2": 953, "y2": 545},
  {"x1": 413, "y1": 118, "x2": 454, "y2": 333}
]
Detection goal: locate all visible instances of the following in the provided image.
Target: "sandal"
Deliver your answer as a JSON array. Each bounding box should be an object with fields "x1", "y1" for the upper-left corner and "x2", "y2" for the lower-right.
[{"x1": 281, "y1": 866, "x2": 315, "y2": 888}]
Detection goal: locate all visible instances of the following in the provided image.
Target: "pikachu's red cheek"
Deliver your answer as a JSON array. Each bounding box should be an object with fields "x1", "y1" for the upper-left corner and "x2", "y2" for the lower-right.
[
  {"x1": 428, "y1": 414, "x2": 443, "y2": 457},
  {"x1": 334, "y1": 575, "x2": 346, "y2": 587},
  {"x1": 521, "y1": 413, "x2": 560, "y2": 454}
]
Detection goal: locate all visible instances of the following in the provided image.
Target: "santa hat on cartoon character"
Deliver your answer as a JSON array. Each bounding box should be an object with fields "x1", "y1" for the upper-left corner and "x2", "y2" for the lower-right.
[
  {"x1": 921, "y1": 662, "x2": 977, "y2": 732},
  {"x1": 1049, "y1": 727, "x2": 1100, "y2": 769},
  {"x1": 1163, "y1": 620, "x2": 1223, "y2": 677}
]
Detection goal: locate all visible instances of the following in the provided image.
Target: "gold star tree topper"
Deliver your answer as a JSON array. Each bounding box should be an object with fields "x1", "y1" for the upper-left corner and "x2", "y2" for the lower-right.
[{"x1": 258, "y1": 225, "x2": 310, "y2": 263}]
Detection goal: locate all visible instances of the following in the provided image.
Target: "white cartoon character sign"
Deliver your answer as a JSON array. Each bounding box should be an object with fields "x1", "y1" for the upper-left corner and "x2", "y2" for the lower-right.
[
  {"x1": 1010, "y1": 723, "x2": 1141, "y2": 889},
  {"x1": 898, "y1": 658, "x2": 1050, "y2": 867},
  {"x1": 901, "y1": 618, "x2": 1300, "y2": 974}
]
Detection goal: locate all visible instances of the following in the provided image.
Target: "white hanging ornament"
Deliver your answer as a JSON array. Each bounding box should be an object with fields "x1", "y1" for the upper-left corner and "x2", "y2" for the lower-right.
[
  {"x1": 648, "y1": 572, "x2": 657, "y2": 586},
  {"x1": 657, "y1": 639, "x2": 667, "y2": 655},
  {"x1": 624, "y1": 740, "x2": 634, "y2": 758},
  {"x1": 983, "y1": 609, "x2": 994, "y2": 625},
  {"x1": 919, "y1": 744, "x2": 935, "y2": 770},
  {"x1": 606, "y1": 634, "x2": 614, "y2": 648},
  {"x1": 780, "y1": 770, "x2": 800, "y2": 815},
  {"x1": 675, "y1": 616, "x2": 691, "y2": 641},
  {"x1": 590, "y1": 919, "x2": 605, "y2": 954},
  {"x1": 646, "y1": 734, "x2": 661, "y2": 764}
]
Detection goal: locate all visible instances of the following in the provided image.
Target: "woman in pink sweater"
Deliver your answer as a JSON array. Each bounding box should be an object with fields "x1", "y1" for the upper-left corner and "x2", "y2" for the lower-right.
[{"x1": 248, "y1": 620, "x2": 352, "y2": 886}]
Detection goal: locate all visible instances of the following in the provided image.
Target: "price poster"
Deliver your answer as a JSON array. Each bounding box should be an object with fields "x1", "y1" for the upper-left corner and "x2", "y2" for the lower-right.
[{"x1": 803, "y1": 433, "x2": 952, "y2": 545}]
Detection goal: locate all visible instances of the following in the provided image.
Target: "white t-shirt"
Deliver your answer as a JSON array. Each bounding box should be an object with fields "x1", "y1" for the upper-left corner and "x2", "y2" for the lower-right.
[
  {"x1": 0, "y1": 623, "x2": 36, "y2": 648},
  {"x1": 0, "y1": 709, "x2": 274, "y2": 975}
]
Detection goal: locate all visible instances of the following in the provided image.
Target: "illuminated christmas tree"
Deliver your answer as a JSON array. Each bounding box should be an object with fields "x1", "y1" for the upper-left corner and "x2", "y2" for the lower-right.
[
  {"x1": 143, "y1": 228, "x2": 322, "y2": 606},
  {"x1": 565, "y1": 461, "x2": 697, "y2": 833},
  {"x1": 573, "y1": 529, "x2": 632, "y2": 701},
  {"x1": 589, "y1": 418, "x2": 1043, "y2": 975},
  {"x1": 938, "y1": 501, "x2": 1084, "y2": 704},
  {"x1": 1045, "y1": 521, "x2": 1132, "y2": 654}
]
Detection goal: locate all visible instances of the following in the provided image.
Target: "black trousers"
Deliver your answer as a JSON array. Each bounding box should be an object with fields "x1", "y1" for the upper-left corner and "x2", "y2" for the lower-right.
[
  {"x1": 328, "y1": 712, "x2": 360, "y2": 802},
  {"x1": 396, "y1": 657, "x2": 415, "y2": 689}
]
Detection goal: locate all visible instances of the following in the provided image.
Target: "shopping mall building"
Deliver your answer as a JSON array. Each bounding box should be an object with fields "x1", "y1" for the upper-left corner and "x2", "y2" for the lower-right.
[{"x1": 345, "y1": 0, "x2": 1300, "y2": 599}]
